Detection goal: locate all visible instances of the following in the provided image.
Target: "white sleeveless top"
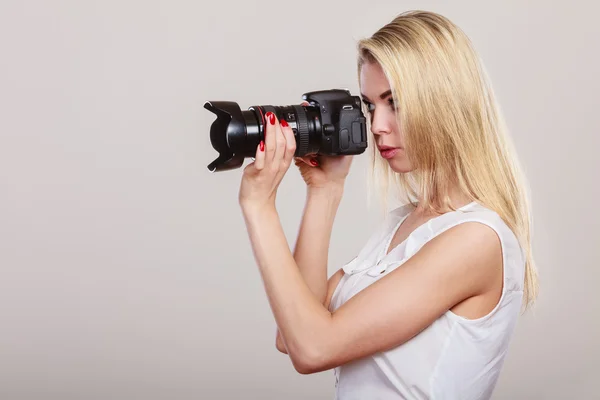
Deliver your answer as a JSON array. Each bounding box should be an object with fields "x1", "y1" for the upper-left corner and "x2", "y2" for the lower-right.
[{"x1": 328, "y1": 201, "x2": 525, "y2": 400}]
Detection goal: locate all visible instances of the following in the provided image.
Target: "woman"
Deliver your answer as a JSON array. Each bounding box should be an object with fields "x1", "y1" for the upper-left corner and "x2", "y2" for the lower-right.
[{"x1": 237, "y1": 10, "x2": 538, "y2": 400}]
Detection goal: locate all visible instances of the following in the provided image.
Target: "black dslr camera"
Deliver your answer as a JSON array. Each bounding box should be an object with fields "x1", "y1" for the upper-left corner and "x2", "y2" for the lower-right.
[{"x1": 204, "y1": 89, "x2": 368, "y2": 172}]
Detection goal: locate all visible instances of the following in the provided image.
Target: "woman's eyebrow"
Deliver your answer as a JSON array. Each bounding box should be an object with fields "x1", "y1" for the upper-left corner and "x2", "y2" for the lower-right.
[{"x1": 360, "y1": 89, "x2": 393, "y2": 101}]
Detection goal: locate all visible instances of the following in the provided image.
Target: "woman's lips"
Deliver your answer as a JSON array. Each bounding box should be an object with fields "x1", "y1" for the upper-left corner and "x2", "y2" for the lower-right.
[{"x1": 379, "y1": 148, "x2": 400, "y2": 159}]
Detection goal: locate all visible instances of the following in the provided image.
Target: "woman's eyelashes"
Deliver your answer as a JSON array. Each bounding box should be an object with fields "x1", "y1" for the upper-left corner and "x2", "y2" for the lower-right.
[
  {"x1": 363, "y1": 100, "x2": 375, "y2": 112},
  {"x1": 362, "y1": 97, "x2": 396, "y2": 112},
  {"x1": 388, "y1": 97, "x2": 396, "y2": 110}
]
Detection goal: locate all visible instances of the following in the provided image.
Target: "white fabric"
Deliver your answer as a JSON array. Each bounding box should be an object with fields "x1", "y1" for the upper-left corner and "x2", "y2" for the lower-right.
[{"x1": 328, "y1": 201, "x2": 525, "y2": 400}]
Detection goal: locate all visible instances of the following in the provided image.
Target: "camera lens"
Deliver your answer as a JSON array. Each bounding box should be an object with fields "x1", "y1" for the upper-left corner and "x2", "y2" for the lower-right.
[{"x1": 249, "y1": 104, "x2": 322, "y2": 157}]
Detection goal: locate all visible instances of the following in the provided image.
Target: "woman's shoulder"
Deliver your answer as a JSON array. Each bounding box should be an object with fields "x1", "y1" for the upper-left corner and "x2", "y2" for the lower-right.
[
  {"x1": 431, "y1": 202, "x2": 526, "y2": 289},
  {"x1": 450, "y1": 202, "x2": 518, "y2": 243},
  {"x1": 429, "y1": 202, "x2": 519, "y2": 248}
]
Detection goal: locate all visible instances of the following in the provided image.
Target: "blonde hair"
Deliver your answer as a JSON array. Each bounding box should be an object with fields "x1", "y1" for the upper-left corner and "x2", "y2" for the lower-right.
[{"x1": 356, "y1": 10, "x2": 538, "y2": 309}]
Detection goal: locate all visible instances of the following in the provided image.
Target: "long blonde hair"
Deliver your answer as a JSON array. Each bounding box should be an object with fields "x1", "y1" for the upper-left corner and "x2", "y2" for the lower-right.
[{"x1": 357, "y1": 10, "x2": 538, "y2": 309}]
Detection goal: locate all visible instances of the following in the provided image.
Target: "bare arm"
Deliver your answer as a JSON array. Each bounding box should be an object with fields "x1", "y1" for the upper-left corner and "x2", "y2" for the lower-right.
[
  {"x1": 276, "y1": 184, "x2": 344, "y2": 354},
  {"x1": 277, "y1": 267, "x2": 344, "y2": 353}
]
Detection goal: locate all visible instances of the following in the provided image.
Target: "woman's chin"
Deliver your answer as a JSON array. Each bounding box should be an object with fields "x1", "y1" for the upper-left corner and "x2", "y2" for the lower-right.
[{"x1": 387, "y1": 158, "x2": 413, "y2": 174}]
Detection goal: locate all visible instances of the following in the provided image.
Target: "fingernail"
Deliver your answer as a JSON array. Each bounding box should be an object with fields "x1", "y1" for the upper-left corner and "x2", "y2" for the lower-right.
[
  {"x1": 260, "y1": 141, "x2": 264, "y2": 151},
  {"x1": 310, "y1": 159, "x2": 318, "y2": 166},
  {"x1": 280, "y1": 119, "x2": 288, "y2": 128},
  {"x1": 268, "y1": 112, "x2": 275, "y2": 125}
]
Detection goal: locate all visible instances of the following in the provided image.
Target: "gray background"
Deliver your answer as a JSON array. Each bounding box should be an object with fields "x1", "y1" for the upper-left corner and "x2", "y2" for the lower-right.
[{"x1": 1, "y1": 1, "x2": 598, "y2": 399}]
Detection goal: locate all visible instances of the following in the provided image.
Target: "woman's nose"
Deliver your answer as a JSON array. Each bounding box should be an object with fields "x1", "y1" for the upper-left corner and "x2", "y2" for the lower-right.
[{"x1": 370, "y1": 111, "x2": 391, "y2": 136}]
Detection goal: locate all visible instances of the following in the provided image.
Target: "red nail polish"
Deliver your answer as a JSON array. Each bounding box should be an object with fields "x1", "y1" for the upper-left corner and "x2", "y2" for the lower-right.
[
  {"x1": 310, "y1": 159, "x2": 318, "y2": 166},
  {"x1": 268, "y1": 112, "x2": 275, "y2": 125},
  {"x1": 260, "y1": 141, "x2": 264, "y2": 151},
  {"x1": 280, "y1": 119, "x2": 288, "y2": 128}
]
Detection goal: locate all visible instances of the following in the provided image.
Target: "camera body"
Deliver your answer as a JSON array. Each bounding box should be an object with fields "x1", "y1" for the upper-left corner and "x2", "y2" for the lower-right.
[
  {"x1": 204, "y1": 89, "x2": 368, "y2": 172},
  {"x1": 265, "y1": 89, "x2": 367, "y2": 157}
]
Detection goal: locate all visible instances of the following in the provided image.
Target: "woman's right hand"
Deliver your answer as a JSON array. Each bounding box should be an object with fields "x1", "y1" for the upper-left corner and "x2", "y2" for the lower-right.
[
  {"x1": 293, "y1": 102, "x2": 354, "y2": 189},
  {"x1": 294, "y1": 153, "x2": 353, "y2": 189}
]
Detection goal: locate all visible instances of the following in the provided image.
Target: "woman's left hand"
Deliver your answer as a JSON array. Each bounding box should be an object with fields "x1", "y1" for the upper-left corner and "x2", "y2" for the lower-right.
[{"x1": 238, "y1": 111, "x2": 296, "y2": 215}]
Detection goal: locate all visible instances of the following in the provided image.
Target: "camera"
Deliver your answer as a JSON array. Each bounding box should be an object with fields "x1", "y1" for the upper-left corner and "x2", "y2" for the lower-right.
[{"x1": 203, "y1": 89, "x2": 368, "y2": 172}]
